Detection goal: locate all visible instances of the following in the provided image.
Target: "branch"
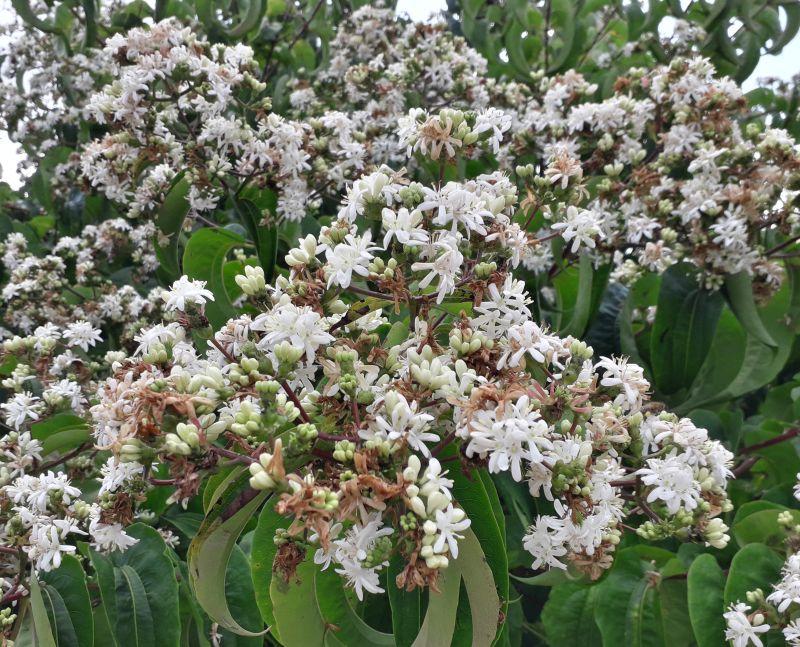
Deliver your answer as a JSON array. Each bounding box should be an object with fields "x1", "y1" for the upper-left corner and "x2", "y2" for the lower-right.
[
  {"x1": 739, "y1": 428, "x2": 800, "y2": 454},
  {"x1": 281, "y1": 380, "x2": 311, "y2": 424}
]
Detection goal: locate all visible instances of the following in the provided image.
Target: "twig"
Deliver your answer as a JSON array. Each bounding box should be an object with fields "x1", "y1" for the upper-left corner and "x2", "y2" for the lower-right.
[
  {"x1": 739, "y1": 428, "x2": 800, "y2": 454},
  {"x1": 211, "y1": 445, "x2": 256, "y2": 465},
  {"x1": 732, "y1": 455, "x2": 760, "y2": 478},
  {"x1": 37, "y1": 442, "x2": 90, "y2": 472},
  {"x1": 281, "y1": 380, "x2": 311, "y2": 424}
]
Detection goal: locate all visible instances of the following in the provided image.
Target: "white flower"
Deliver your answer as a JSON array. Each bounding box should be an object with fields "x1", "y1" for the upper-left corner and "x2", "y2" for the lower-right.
[
  {"x1": 253, "y1": 303, "x2": 334, "y2": 363},
  {"x1": 784, "y1": 620, "x2": 800, "y2": 646},
  {"x1": 433, "y1": 505, "x2": 471, "y2": 557},
  {"x1": 473, "y1": 108, "x2": 511, "y2": 154},
  {"x1": 89, "y1": 516, "x2": 139, "y2": 553},
  {"x1": 498, "y1": 320, "x2": 560, "y2": 370},
  {"x1": 523, "y1": 517, "x2": 568, "y2": 570},
  {"x1": 411, "y1": 232, "x2": 463, "y2": 303},
  {"x1": 161, "y1": 276, "x2": 215, "y2": 311},
  {"x1": 595, "y1": 356, "x2": 649, "y2": 409},
  {"x1": 464, "y1": 395, "x2": 552, "y2": 481},
  {"x1": 723, "y1": 603, "x2": 770, "y2": 647},
  {"x1": 325, "y1": 231, "x2": 378, "y2": 289},
  {"x1": 551, "y1": 206, "x2": 604, "y2": 253},
  {"x1": 1, "y1": 392, "x2": 42, "y2": 430},
  {"x1": 637, "y1": 453, "x2": 701, "y2": 515},
  {"x1": 62, "y1": 320, "x2": 103, "y2": 352},
  {"x1": 331, "y1": 514, "x2": 393, "y2": 600},
  {"x1": 382, "y1": 207, "x2": 428, "y2": 248},
  {"x1": 767, "y1": 553, "x2": 800, "y2": 613},
  {"x1": 372, "y1": 392, "x2": 437, "y2": 456}
]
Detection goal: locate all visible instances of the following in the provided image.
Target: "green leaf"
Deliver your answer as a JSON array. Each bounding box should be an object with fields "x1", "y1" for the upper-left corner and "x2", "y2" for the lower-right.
[
  {"x1": 387, "y1": 555, "x2": 423, "y2": 647},
  {"x1": 115, "y1": 565, "x2": 155, "y2": 647},
  {"x1": 593, "y1": 549, "x2": 670, "y2": 646},
  {"x1": 724, "y1": 271, "x2": 777, "y2": 347},
  {"x1": 155, "y1": 175, "x2": 190, "y2": 282},
  {"x1": 196, "y1": 0, "x2": 265, "y2": 38},
  {"x1": 733, "y1": 508, "x2": 799, "y2": 548},
  {"x1": 650, "y1": 264, "x2": 724, "y2": 395},
  {"x1": 250, "y1": 503, "x2": 287, "y2": 627},
  {"x1": 457, "y1": 528, "x2": 502, "y2": 646},
  {"x1": 687, "y1": 554, "x2": 727, "y2": 647},
  {"x1": 40, "y1": 554, "x2": 93, "y2": 647},
  {"x1": 89, "y1": 524, "x2": 181, "y2": 647},
  {"x1": 409, "y1": 562, "x2": 461, "y2": 647},
  {"x1": 315, "y1": 567, "x2": 394, "y2": 645},
  {"x1": 447, "y1": 456, "x2": 508, "y2": 642},
  {"x1": 235, "y1": 198, "x2": 278, "y2": 284},
  {"x1": 10, "y1": 0, "x2": 62, "y2": 34},
  {"x1": 28, "y1": 577, "x2": 57, "y2": 647},
  {"x1": 724, "y1": 543, "x2": 784, "y2": 606},
  {"x1": 269, "y1": 556, "x2": 330, "y2": 646},
  {"x1": 291, "y1": 39, "x2": 316, "y2": 71},
  {"x1": 541, "y1": 582, "x2": 600, "y2": 646},
  {"x1": 88, "y1": 548, "x2": 119, "y2": 640},
  {"x1": 183, "y1": 228, "x2": 246, "y2": 328},
  {"x1": 217, "y1": 545, "x2": 264, "y2": 645},
  {"x1": 31, "y1": 414, "x2": 89, "y2": 456},
  {"x1": 558, "y1": 255, "x2": 596, "y2": 337},
  {"x1": 188, "y1": 476, "x2": 269, "y2": 637}
]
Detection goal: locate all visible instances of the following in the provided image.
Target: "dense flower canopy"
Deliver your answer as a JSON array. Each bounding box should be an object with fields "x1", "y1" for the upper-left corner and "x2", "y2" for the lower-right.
[{"x1": 2, "y1": 1, "x2": 800, "y2": 646}]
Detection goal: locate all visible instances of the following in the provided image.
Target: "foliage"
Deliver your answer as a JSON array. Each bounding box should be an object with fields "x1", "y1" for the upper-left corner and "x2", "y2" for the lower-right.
[{"x1": 2, "y1": 1, "x2": 800, "y2": 646}]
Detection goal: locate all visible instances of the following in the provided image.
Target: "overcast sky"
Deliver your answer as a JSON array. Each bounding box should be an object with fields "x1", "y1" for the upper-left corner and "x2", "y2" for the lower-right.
[{"x1": 1, "y1": 0, "x2": 799, "y2": 188}]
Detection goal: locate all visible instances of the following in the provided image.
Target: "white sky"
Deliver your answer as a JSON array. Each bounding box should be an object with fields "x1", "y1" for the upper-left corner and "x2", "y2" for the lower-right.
[{"x1": 1, "y1": 0, "x2": 798, "y2": 188}]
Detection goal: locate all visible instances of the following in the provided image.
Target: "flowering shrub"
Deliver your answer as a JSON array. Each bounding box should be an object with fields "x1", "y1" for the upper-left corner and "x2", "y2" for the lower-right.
[{"x1": 2, "y1": 1, "x2": 800, "y2": 646}]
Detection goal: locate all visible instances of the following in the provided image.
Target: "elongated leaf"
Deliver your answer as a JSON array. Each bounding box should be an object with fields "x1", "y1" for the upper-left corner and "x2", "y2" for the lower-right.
[
  {"x1": 115, "y1": 565, "x2": 156, "y2": 647},
  {"x1": 188, "y1": 476, "x2": 268, "y2": 637},
  {"x1": 217, "y1": 545, "x2": 263, "y2": 645},
  {"x1": 29, "y1": 577, "x2": 57, "y2": 647},
  {"x1": 315, "y1": 567, "x2": 394, "y2": 645},
  {"x1": 41, "y1": 554, "x2": 93, "y2": 647},
  {"x1": 250, "y1": 503, "x2": 287, "y2": 627},
  {"x1": 269, "y1": 557, "x2": 330, "y2": 646},
  {"x1": 11, "y1": 0, "x2": 62, "y2": 34},
  {"x1": 410, "y1": 563, "x2": 461, "y2": 647},
  {"x1": 387, "y1": 555, "x2": 423, "y2": 647},
  {"x1": 558, "y1": 255, "x2": 595, "y2": 337},
  {"x1": 88, "y1": 548, "x2": 119, "y2": 642},
  {"x1": 155, "y1": 175, "x2": 190, "y2": 282},
  {"x1": 650, "y1": 264, "x2": 724, "y2": 395},
  {"x1": 724, "y1": 271, "x2": 777, "y2": 347},
  {"x1": 458, "y1": 529, "x2": 501, "y2": 645},
  {"x1": 183, "y1": 228, "x2": 246, "y2": 328},
  {"x1": 40, "y1": 585, "x2": 79, "y2": 646},
  {"x1": 235, "y1": 198, "x2": 278, "y2": 284},
  {"x1": 687, "y1": 554, "x2": 726, "y2": 647},
  {"x1": 447, "y1": 453, "x2": 508, "y2": 642}
]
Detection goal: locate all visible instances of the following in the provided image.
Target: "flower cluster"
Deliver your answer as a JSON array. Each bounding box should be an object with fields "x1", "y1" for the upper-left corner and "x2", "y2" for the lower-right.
[
  {"x1": 1, "y1": 220, "x2": 160, "y2": 336},
  {"x1": 724, "y1": 512, "x2": 800, "y2": 646},
  {"x1": 0, "y1": 4, "x2": 111, "y2": 171},
  {"x1": 513, "y1": 57, "x2": 800, "y2": 294},
  {"x1": 0, "y1": 326, "x2": 146, "y2": 579},
  {"x1": 86, "y1": 143, "x2": 733, "y2": 602}
]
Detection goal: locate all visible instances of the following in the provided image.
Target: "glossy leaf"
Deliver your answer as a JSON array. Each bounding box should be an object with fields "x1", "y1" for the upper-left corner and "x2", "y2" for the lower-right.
[
  {"x1": 155, "y1": 175, "x2": 190, "y2": 282},
  {"x1": 724, "y1": 543, "x2": 784, "y2": 606},
  {"x1": 188, "y1": 474, "x2": 268, "y2": 637},
  {"x1": 183, "y1": 228, "x2": 247, "y2": 328},
  {"x1": 687, "y1": 554, "x2": 727, "y2": 647},
  {"x1": 40, "y1": 554, "x2": 94, "y2": 647}
]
